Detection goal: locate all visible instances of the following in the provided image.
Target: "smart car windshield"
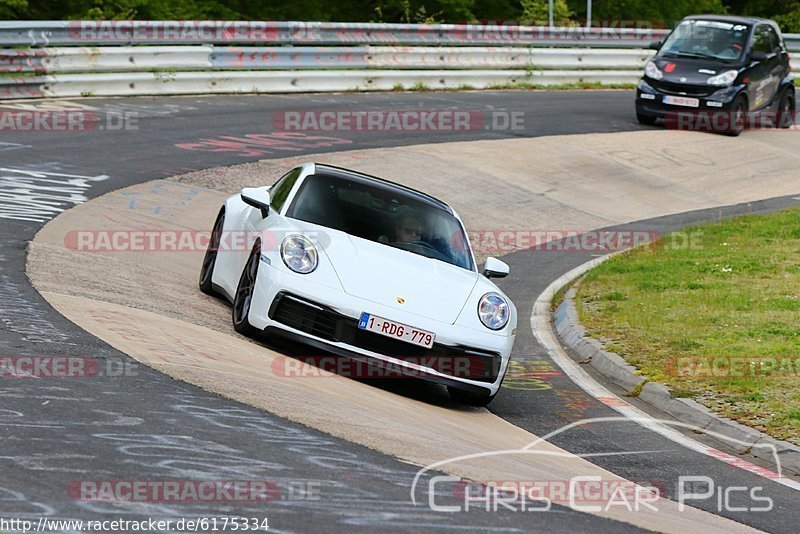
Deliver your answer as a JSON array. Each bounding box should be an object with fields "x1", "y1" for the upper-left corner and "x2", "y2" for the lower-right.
[
  {"x1": 660, "y1": 20, "x2": 750, "y2": 61},
  {"x1": 286, "y1": 171, "x2": 475, "y2": 271}
]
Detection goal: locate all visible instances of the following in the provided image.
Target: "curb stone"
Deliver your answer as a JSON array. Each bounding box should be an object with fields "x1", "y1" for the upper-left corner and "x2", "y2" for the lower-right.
[{"x1": 554, "y1": 285, "x2": 800, "y2": 477}]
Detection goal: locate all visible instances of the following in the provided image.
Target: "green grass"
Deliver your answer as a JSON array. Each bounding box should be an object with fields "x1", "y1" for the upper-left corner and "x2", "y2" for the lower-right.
[
  {"x1": 576, "y1": 207, "x2": 800, "y2": 445},
  {"x1": 0, "y1": 72, "x2": 39, "y2": 78}
]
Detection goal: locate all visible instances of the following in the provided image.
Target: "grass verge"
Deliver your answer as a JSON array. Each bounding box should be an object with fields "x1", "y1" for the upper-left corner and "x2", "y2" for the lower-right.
[{"x1": 576, "y1": 207, "x2": 800, "y2": 445}]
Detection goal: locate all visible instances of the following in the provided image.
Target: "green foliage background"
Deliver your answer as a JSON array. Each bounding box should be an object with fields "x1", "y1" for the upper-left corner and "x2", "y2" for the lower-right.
[{"x1": 3, "y1": 0, "x2": 799, "y2": 33}]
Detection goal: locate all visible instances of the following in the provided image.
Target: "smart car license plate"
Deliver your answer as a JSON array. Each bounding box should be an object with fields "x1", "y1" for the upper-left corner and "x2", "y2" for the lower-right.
[
  {"x1": 663, "y1": 95, "x2": 700, "y2": 108},
  {"x1": 358, "y1": 313, "x2": 435, "y2": 349}
]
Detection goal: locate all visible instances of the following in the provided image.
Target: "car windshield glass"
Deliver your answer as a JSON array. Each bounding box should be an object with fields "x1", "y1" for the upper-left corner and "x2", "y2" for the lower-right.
[
  {"x1": 286, "y1": 172, "x2": 474, "y2": 271},
  {"x1": 661, "y1": 20, "x2": 750, "y2": 61}
]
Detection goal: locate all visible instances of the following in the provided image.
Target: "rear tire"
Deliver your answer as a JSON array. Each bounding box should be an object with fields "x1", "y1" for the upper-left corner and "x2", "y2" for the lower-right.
[
  {"x1": 776, "y1": 89, "x2": 795, "y2": 129},
  {"x1": 199, "y1": 208, "x2": 225, "y2": 296},
  {"x1": 636, "y1": 109, "x2": 658, "y2": 126},
  {"x1": 232, "y1": 240, "x2": 262, "y2": 337},
  {"x1": 447, "y1": 386, "x2": 496, "y2": 407}
]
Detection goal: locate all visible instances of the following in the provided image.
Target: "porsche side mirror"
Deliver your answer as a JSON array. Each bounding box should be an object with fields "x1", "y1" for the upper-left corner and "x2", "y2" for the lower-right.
[
  {"x1": 241, "y1": 187, "x2": 270, "y2": 218},
  {"x1": 750, "y1": 50, "x2": 768, "y2": 62},
  {"x1": 483, "y1": 257, "x2": 510, "y2": 279},
  {"x1": 648, "y1": 40, "x2": 662, "y2": 51}
]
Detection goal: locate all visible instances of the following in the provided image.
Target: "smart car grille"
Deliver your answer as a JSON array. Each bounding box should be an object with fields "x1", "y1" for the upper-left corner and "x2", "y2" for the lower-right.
[
  {"x1": 269, "y1": 292, "x2": 501, "y2": 382},
  {"x1": 650, "y1": 80, "x2": 715, "y2": 97}
]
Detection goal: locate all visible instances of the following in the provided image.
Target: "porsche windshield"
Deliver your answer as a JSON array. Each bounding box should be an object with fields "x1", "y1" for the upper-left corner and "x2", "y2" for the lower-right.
[
  {"x1": 661, "y1": 20, "x2": 750, "y2": 61},
  {"x1": 286, "y1": 172, "x2": 474, "y2": 271}
]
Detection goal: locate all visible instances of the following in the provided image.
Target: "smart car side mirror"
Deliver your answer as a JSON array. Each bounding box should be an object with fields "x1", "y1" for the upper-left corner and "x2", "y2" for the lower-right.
[
  {"x1": 483, "y1": 257, "x2": 510, "y2": 279},
  {"x1": 750, "y1": 50, "x2": 768, "y2": 62},
  {"x1": 241, "y1": 187, "x2": 270, "y2": 218},
  {"x1": 648, "y1": 40, "x2": 662, "y2": 51}
]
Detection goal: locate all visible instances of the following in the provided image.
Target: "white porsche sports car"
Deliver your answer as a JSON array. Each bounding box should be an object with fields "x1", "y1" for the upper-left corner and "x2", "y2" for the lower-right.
[{"x1": 199, "y1": 163, "x2": 516, "y2": 405}]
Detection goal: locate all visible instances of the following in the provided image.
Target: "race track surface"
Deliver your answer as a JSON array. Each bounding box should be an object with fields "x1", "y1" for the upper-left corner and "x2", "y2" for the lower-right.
[{"x1": 2, "y1": 91, "x2": 800, "y2": 532}]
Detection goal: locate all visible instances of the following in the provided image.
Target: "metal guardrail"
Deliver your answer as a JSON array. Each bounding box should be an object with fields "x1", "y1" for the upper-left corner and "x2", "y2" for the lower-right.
[
  {"x1": 0, "y1": 21, "x2": 672, "y2": 48},
  {"x1": 0, "y1": 21, "x2": 797, "y2": 99},
  {"x1": 2, "y1": 46, "x2": 655, "y2": 73},
  {"x1": 1, "y1": 46, "x2": 212, "y2": 73},
  {"x1": 0, "y1": 70, "x2": 644, "y2": 100}
]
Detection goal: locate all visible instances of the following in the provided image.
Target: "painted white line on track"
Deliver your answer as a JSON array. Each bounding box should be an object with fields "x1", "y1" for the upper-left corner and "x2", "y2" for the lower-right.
[{"x1": 531, "y1": 255, "x2": 800, "y2": 493}]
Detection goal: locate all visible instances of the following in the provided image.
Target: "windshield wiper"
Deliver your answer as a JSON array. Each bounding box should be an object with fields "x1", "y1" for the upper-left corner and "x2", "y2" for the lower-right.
[{"x1": 676, "y1": 51, "x2": 719, "y2": 60}]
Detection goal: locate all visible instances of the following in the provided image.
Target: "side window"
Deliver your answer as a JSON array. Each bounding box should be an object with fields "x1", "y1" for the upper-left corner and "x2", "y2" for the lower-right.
[
  {"x1": 767, "y1": 27, "x2": 781, "y2": 52},
  {"x1": 752, "y1": 25, "x2": 772, "y2": 54},
  {"x1": 269, "y1": 168, "x2": 302, "y2": 212}
]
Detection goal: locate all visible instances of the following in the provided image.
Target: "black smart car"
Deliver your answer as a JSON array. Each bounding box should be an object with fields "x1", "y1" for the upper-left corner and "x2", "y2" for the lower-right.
[{"x1": 636, "y1": 15, "x2": 795, "y2": 135}]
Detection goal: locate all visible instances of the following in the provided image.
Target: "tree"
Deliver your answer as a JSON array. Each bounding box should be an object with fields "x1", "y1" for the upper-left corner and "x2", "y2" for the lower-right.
[
  {"x1": 521, "y1": 0, "x2": 573, "y2": 25},
  {"x1": 774, "y1": 5, "x2": 800, "y2": 32},
  {"x1": 1, "y1": 0, "x2": 28, "y2": 19},
  {"x1": 582, "y1": 0, "x2": 726, "y2": 28}
]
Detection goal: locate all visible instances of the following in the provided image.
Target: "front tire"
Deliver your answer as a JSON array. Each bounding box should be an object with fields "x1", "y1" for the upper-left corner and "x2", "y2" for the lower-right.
[
  {"x1": 448, "y1": 386, "x2": 496, "y2": 407},
  {"x1": 636, "y1": 109, "x2": 658, "y2": 126},
  {"x1": 725, "y1": 95, "x2": 747, "y2": 137},
  {"x1": 199, "y1": 208, "x2": 225, "y2": 296},
  {"x1": 232, "y1": 240, "x2": 261, "y2": 337}
]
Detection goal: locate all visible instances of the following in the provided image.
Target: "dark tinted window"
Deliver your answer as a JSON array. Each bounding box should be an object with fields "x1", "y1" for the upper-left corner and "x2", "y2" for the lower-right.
[
  {"x1": 752, "y1": 25, "x2": 772, "y2": 54},
  {"x1": 286, "y1": 173, "x2": 474, "y2": 270},
  {"x1": 661, "y1": 20, "x2": 749, "y2": 61},
  {"x1": 767, "y1": 26, "x2": 781, "y2": 52},
  {"x1": 270, "y1": 167, "x2": 302, "y2": 212}
]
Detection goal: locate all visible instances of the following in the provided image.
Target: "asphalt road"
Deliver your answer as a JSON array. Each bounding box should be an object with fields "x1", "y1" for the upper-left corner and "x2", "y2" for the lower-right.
[{"x1": 0, "y1": 90, "x2": 796, "y2": 532}]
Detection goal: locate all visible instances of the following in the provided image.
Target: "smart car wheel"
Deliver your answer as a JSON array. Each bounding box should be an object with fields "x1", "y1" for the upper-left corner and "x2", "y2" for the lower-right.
[
  {"x1": 777, "y1": 89, "x2": 795, "y2": 129},
  {"x1": 636, "y1": 109, "x2": 657, "y2": 126},
  {"x1": 725, "y1": 95, "x2": 747, "y2": 137},
  {"x1": 447, "y1": 386, "x2": 496, "y2": 407},
  {"x1": 199, "y1": 208, "x2": 224, "y2": 296},
  {"x1": 232, "y1": 240, "x2": 261, "y2": 336}
]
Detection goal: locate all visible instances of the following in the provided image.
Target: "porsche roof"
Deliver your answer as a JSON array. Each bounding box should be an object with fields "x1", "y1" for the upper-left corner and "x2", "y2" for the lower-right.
[{"x1": 313, "y1": 163, "x2": 454, "y2": 214}]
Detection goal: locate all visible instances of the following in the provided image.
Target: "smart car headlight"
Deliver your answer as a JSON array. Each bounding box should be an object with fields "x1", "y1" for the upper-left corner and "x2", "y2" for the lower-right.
[
  {"x1": 281, "y1": 234, "x2": 318, "y2": 274},
  {"x1": 707, "y1": 70, "x2": 738, "y2": 86},
  {"x1": 645, "y1": 61, "x2": 663, "y2": 80},
  {"x1": 478, "y1": 292, "x2": 509, "y2": 330}
]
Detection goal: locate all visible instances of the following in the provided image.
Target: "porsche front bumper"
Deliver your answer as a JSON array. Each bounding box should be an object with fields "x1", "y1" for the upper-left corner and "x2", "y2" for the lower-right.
[{"x1": 247, "y1": 261, "x2": 514, "y2": 396}]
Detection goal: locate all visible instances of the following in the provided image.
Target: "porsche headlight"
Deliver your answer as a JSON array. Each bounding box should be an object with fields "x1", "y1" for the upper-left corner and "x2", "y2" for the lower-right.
[
  {"x1": 478, "y1": 292, "x2": 509, "y2": 330},
  {"x1": 706, "y1": 69, "x2": 738, "y2": 86},
  {"x1": 281, "y1": 234, "x2": 318, "y2": 274},
  {"x1": 645, "y1": 61, "x2": 663, "y2": 80}
]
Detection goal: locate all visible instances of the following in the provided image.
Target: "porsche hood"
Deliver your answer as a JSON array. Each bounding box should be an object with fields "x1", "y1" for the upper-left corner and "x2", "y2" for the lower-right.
[{"x1": 317, "y1": 232, "x2": 480, "y2": 325}]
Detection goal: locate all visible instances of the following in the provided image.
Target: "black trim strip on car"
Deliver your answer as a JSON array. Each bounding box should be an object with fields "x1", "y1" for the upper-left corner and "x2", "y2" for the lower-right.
[{"x1": 263, "y1": 326, "x2": 494, "y2": 396}]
